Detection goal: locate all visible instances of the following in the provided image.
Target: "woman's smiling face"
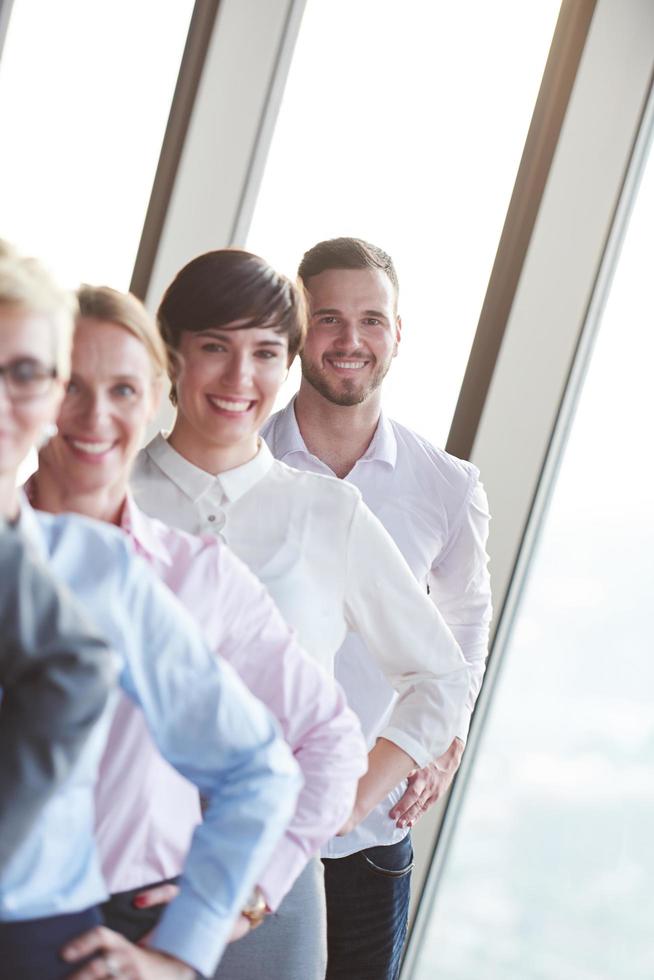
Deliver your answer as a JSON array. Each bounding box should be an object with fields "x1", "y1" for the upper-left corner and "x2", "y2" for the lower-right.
[
  {"x1": 173, "y1": 321, "x2": 289, "y2": 454},
  {"x1": 45, "y1": 318, "x2": 160, "y2": 496}
]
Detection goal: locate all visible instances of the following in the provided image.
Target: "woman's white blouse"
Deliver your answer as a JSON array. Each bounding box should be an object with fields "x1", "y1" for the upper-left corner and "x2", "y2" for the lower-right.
[{"x1": 131, "y1": 434, "x2": 469, "y2": 770}]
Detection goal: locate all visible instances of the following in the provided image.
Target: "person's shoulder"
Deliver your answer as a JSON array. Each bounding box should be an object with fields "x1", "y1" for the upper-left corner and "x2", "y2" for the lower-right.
[
  {"x1": 389, "y1": 417, "x2": 480, "y2": 487},
  {"x1": 37, "y1": 508, "x2": 127, "y2": 553},
  {"x1": 260, "y1": 403, "x2": 296, "y2": 459},
  {"x1": 36, "y1": 510, "x2": 135, "y2": 583},
  {"x1": 269, "y1": 457, "x2": 363, "y2": 507}
]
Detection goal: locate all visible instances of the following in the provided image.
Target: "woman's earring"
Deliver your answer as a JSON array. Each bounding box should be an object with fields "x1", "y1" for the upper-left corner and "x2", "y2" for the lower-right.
[{"x1": 37, "y1": 422, "x2": 58, "y2": 449}]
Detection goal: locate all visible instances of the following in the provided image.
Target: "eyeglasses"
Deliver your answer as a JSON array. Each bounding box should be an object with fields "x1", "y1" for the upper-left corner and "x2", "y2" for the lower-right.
[{"x1": 0, "y1": 358, "x2": 57, "y2": 402}]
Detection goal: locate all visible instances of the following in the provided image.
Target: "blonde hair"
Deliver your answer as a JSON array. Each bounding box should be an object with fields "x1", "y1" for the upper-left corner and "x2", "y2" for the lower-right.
[
  {"x1": 77, "y1": 285, "x2": 167, "y2": 379},
  {"x1": 0, "y1": 239, "x2": 77, "y2": 376}
]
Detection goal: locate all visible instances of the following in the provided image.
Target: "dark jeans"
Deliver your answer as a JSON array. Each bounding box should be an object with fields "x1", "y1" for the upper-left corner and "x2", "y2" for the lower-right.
[
  {"x1": 101, "y1": 877, "x2": 179, "y2": 943},
  {"x1": 323, "y1": 834, "x2": 414, "y2": 980},
  {"x1": 0, "y1": 905, "x2": 102, "y2": 979}
]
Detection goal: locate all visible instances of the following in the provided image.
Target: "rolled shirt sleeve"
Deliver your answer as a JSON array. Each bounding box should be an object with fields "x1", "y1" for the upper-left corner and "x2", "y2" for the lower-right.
[
  {"x1": 428, "y1": 477, "x2": 492, "y2": 741},
  {"x1": 114, "y1": 551, "x2": 302, "y2": 976},
  {"x1": 343, "y1": 497, "x2": 470, "y2": 768},
  {"x1": 211, "y1": 545, "x2": 368, "y2": 910},
  {"x1": 0, "y1": 527, "x2": 116, "y2": 870}
]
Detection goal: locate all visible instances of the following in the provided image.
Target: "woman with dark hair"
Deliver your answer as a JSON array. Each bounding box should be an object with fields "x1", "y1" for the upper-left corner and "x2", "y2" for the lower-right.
[{"x1": 129, "y1": 249, "x2": 469, "y2": 980}]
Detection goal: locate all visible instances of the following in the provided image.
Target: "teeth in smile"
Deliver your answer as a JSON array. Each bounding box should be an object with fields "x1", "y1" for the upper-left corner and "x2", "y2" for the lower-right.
[
  {"x1": 70, "y1": 440, "x2": 113, "y2": 454},
  {"x1": 331, "y1": 361, "x2": 366, "y2": 370},
  {"x1": 209, "y1": 397, "x2": 251, "y2": 412}
]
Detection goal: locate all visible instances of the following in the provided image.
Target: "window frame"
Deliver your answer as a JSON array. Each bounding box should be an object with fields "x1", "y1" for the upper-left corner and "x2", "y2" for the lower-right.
[
  {"x1": 403, "y1": 0, "x2": 654, "y2": 971},
  {"x1": 3, "y1": 0, "x2": 652, "y2": 964}
]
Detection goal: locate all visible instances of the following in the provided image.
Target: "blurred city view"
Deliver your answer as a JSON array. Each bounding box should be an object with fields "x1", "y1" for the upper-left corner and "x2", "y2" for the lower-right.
[{"x1": 414, "y1": 130, "x2": 654, "y2": 980}]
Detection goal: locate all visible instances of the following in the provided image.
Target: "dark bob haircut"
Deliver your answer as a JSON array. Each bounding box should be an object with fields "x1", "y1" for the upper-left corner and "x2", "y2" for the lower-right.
[{"x1": 157, "y1": 249, "x2": 307, "y2": 371}]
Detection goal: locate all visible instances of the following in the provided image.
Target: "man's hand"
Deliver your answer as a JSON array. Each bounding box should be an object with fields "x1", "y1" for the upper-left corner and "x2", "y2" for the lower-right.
[
  {"x1": 389, "y1": 737, "x2": 464, "y2": 829},
  {"x1": 61, "y1": 926, "x2": 195, "y2": 979}
]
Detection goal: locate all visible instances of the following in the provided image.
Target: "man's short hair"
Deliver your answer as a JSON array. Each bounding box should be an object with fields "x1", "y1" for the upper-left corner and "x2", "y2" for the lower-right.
[{"x1": 298, "y1": 238, "x2": 399, "y2": 301}]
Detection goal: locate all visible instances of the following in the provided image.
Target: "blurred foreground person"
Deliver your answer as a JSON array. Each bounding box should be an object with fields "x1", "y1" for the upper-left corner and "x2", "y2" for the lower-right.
[
  {"x1": 29, "y1": 285, "x2": 367, "y2": 953},
  {"x1": 263, "y1": 237, "x2": 493, "y2": 979},
  {"x1": 130, "y1": 249, "x2": 470, "y2": 980},
  {"x1": 0, "y1": 526, "x2": 115, "y2": 870},
  {"x1": 0, "y1": 241, "x2": 300, "y2": 980}
]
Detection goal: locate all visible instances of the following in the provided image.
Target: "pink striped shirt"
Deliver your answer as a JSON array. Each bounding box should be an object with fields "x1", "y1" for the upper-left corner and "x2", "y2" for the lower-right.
[{"x1": 95, "y1": 494, "x2": 367, "y2": 909}]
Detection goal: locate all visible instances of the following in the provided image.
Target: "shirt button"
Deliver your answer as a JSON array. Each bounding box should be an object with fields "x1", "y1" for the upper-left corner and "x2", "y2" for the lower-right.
[{"x1": 207, "y1": 515, "x2": 216, "y2": 522}]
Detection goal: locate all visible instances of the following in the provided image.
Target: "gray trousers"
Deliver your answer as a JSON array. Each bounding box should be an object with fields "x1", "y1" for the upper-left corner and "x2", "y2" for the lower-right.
[{"x1": 212, "y1": 857, "x2": 327, "y2": 980}]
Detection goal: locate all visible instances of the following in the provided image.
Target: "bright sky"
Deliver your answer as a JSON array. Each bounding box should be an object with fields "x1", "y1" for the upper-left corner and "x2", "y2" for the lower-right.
[
  {"x1": 0, "y1": 0, "x2": 193, "y2": 289},
  {"x1": 0, "y1": 0, "x2": 561, "y2": 450}
]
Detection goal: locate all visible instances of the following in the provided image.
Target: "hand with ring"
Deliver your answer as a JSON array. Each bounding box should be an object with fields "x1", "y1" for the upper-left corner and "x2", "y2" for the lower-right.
[
  {"x1": 60, "y1": 925, "x2": 195, "y2": 979},
  {"x1": 104, "y1": 955, "x2": 122, "y2": 978}
]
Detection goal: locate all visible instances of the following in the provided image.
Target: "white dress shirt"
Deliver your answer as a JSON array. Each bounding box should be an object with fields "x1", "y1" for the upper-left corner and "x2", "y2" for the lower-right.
[
  {"x1": 131, "y1": 434, "x2": 469, "y2": 857},
  {"x1": 262, "y1": 400, "x2": 492, "y2": 857}
]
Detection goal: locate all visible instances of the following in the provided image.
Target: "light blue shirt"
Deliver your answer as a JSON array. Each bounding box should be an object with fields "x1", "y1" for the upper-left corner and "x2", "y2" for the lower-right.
[{"x1": 0, "y1": 503, "x2": 301, "y2": 977}]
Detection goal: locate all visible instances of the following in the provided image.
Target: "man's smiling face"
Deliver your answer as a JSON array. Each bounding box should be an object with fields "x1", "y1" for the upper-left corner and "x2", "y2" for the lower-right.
[{"x1": 300, "y1": 268, "x2": 401, "y2": 406}]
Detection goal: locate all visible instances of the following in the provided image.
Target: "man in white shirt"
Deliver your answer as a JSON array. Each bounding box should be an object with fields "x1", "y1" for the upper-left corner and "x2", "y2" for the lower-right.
[{"x1": 262, "y1": 237, "x2": 492, "y2": 980}]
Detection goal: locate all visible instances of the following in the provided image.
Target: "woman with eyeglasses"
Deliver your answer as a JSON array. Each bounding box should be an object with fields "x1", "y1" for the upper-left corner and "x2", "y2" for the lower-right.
[
  {"x1": 0, "y1": 242, "x2": 303, "y2": 980},
  {"x1": 121, "y1": 249, "x2": 469, "y2": 980}
]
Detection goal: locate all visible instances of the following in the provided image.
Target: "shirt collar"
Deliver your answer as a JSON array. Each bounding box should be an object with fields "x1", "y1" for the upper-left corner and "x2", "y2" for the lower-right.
[
  {"x1": 273, "y1": 397, "x2": 397, "y2": 469},
  {"x1": 145, "y1": 432, "x2": 218, "y2": 503},
  {"x1": 359, "y1": 411, "x2": 397, "y2": 468},
  {"x1": 216, "y1": 439, "x2": 275, "y2": 503},
  {"x1": 145, "y1": 431, "x2": 275, "y2": 505},
  {"x1": 119, "y1": 491, "x2": 172, "y2": 567},
  {"x1": 22, "y1": 473, "x2": 167, "y2": 566},
  {"x1": 269, "y1": 398, "x2": 311, "y2": 460},
  {"x1": 14, "y1": 493, "x2": 48, "y2": 560}
]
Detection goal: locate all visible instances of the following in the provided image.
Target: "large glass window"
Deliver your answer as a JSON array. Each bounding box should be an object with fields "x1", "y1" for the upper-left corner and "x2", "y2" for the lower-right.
[
  {"x1": 409, "y1": 128, "x2": 654, "y2": 979},
  {"x1": 247, "y1": 0, "x2": 561, "y2": 444},
  {"x1": 0, "y1": 0, "x2": 194, "y2": 289}
]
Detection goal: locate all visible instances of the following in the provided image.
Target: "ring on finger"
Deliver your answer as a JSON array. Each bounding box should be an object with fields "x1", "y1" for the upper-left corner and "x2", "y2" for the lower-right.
[{"x1": 103, "y1": 954, "x2": 122, "y2": 978}]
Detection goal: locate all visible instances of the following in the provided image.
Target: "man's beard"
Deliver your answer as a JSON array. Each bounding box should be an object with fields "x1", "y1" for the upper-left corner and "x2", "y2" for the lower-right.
[{"x1": 300, "y1": 354, "x2": 392, "y2": 407}]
